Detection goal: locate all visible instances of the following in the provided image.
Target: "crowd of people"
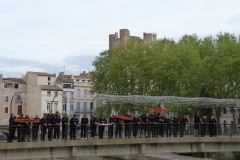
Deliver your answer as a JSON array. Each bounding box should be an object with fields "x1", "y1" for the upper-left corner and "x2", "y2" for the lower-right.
[{"x1": 7, "y1": 110, "x2": 217, "y2": 142}]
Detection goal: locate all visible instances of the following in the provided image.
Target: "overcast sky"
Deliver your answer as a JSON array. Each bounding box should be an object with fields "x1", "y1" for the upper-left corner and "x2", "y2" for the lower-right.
[{"x1": 0, "y1": 0, "x2": 240, "y2": 78}]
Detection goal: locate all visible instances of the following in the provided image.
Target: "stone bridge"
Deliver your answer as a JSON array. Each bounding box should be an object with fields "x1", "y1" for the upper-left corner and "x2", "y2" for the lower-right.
[{"x1": 0, "y1": 137, "x2": 240, "y2": 160}]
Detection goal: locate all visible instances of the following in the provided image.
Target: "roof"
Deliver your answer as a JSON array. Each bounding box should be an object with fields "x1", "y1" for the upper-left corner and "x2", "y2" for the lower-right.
[
  {"x1": 41, "y1": 85, "x2": 62, "y2": 91},
  {"x1": 56, "y1": 74, "x2": 74, "y2": 83},
  {"x1": 2, "y1": 78, "x2": 27, "y2": 84},
  {"x1": 74, "y1": 72, "x2": 91, "y2": 79},
  {"x1": 27, "y1": 72, "x2": 56, "y2": 77}
]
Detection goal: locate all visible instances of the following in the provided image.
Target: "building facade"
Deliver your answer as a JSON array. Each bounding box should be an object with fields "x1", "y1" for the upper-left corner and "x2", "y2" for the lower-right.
[
  {"x1": 0, "y1": 74, "x2": 27, "y2": 124},
  {"x1": 22, "y1": 72, "x2": 63, "y2": 118},
  {"x1": 56, "y1": 71, "x2": 97, "y2": 121},
  {"x1": 109, "y1": 29, "x2": 157, "y2": 49}
]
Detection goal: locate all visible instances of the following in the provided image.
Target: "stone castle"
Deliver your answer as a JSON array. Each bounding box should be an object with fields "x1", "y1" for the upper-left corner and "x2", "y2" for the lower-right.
[{"x1": 109, "y1": 29, "x2": 157, "y2": 49}]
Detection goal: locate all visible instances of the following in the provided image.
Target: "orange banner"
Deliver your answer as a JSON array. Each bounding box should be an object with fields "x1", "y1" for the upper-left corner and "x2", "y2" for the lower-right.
[
  {"x1": 149, "y1": 108, "x2": 168, "y2": 113},
  {"x1": 16, "y1": 118, "x2": 39, "y2": 123},
  {"x1": 115, "y1": 114, "x2": 133, "y2": 121}
]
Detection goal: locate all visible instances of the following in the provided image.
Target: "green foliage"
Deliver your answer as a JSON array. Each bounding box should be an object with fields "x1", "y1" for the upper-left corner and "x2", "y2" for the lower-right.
[
  {"x1": 231, "y1": 152, "x2": 240, "y2": 160},
  {"x1": 91, "y1": 33, "x2": 240, "y2": 117}
]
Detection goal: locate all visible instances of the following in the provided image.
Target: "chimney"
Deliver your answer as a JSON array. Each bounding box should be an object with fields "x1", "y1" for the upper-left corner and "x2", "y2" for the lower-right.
[
  {"x1": 0, "y1": 74, "x2": 2, "y2": 83},
  {"x1": 71, "y1": 74, "x2": 74, "y2": 79},
  {"x1": 59, "y1": 72, "x2": 64, "y2": 78},
  {"x1": 83, "y1": 71, "x2": 86, "y2": 75}
]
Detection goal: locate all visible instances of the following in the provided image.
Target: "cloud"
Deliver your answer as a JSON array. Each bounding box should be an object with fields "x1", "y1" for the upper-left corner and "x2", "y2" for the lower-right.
[{"x1": 0, "y1": 55, "x2": 96, "y2": 77}]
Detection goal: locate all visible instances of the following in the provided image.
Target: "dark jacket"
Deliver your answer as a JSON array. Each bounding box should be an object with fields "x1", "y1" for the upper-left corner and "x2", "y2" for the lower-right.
[
  {"x1": 109, "y1": 117, "x2": 115, "y2": 125},
  {"x1": 62, "y1": 117, "x2": 68, "y2": 126},
  {"x1": 81, "y1": 117, "x2": 89, "y2": 125},
  {"x1": 124, "y1": 115, "x2": 132, "y2": 124},
  {"x1": 70, "y1": 117, "x2": 79, "y2": 126},
  {"x1": 99, "y1": 118, "x2": 107, "y2": 124},
  {"x1": 53, "y1": 115, "x2": 61, "y2": 125},
  {"x1": 9, "y1": 117, "x2": 16, "y2": 126},
  {"x1": 132, "y1": 117, "x2": 141, "y2": 126},
  {"x1": 180, "y1": 118, "x2": 188, "y2": 126},
  {"x1": 47, "y1": 114, "x2": 54, "y2": 124},
  {"x1": 160, "y1": 116, "x2": 167, "y2": 124},
  {"x1": 32, "y1": 118, "x2": 40, "y2": 127},
  {"x1": 148, "y1": 114, "x2": 155, "y2": 123},
  {"x1": 90, "y1": 117, "x2": 98, "y2": 126},
  {"x1": 41, "y1": 118, "x2": 48, "y2": 127}
]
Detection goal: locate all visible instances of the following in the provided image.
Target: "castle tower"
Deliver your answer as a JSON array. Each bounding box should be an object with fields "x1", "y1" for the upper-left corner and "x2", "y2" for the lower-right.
[
  {"x1": 143, "y1": 32, "x2": 153, "y2": 42},
  {"x1": 120, "y1": 29, "x2": 130, "y2": 44},
  {"x1": 153, "y1": 33, "x2": 157, "y2": 41},
  {"x1": 109, "y1": 32, "x2": 119, "y2": 49}
]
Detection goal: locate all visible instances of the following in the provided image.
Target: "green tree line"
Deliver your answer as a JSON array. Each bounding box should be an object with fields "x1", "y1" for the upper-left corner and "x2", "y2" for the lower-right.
[{"x1": 91, "y1": 32, "x2": 240, "y2": 119}]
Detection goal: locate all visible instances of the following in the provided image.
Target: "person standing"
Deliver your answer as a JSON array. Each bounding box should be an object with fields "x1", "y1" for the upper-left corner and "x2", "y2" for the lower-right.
[
  {"x1": 47, "y1": 110, "x2": 54, "y2": 141},
  {"x1": 70, "y1": 114, "x2": 79, "y2": 140},
  {"x1": 53, "y1": 111, "x2": 61, "y2": 141},
  {"x1": 148, "y1": 111, "x2": 155, "y2": 137},
  {"x1": 41, "y1": 114, "x2": 48, "y2": 141},
  {"x1": 8, "y1": 113, "x2": 17, "y2": 142},
  {"x1": 23, "y1": 115, "x2": 31, "y2": 142},
  {"x1": 115, "y1": 113, "x2": 123, "y2": 138},
  {"x1": 172, "y1": 114, "x2": 180, "y2": 137},
  {"x1": 159, "y1": 112, "x2": 167, "y2": 138},
  {"x1": 193, "y1": 111, "x2": 201, "y2": 137},
  {"x1": 61, "y1": 113, "x2": 68, "y2": 140},
  {"x1": 81, "y1": 114, "x2": 89, "y2": 139},
  {"x1": 32, "y1": 114, "x2": 40, "y2": 141},
  {"x1": 201, "y1": 116, "x2": 208, "y2": 137},
  {"x1": 180, "y1": 115, "x2": 188, "y2": 137},
  {"x1": 124, "y1": 111, "x2": 132, "y2": 138},
  {"x1": 108, "y1": 115, "x2": 115, "y2": 138},
  {"x1": 140, "y1": 112, "x2": 148, "y2": 138},
  {"x1": 166, "y1": 116, "x2": 173, "y2": 137},
  {"x1": 98, "y1": 115, "x2": 107, "y2": 139},
  {"x1": 16, "y1": 114, "x2": 23, "y2": 142},
  {"x1": 132, "y1": 114, "x2": 141, "y2": 138},
  {"x1": 90, "y1": 114, "x2": 98, "y2": 139},
  {"x1": 155, "y1": 112, "x2": 160, "y2": 137},
  {"x1": 209, "y1": 116, "x2": 217, "y2": 137}
]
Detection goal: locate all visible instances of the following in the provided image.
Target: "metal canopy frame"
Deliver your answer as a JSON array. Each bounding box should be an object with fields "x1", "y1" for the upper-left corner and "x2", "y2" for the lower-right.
[{"x1": 95, "y1": 94, "x2": 240, "y2": 108}]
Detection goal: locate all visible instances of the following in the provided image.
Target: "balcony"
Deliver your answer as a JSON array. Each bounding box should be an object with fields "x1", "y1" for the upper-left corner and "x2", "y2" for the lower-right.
[
  {"x1": 62, "y1": 98, "x2": 68, "y2": 103},
  {"x1": 73, "y1": 108, "x2": 94, "y2": 113},
  {"x1": 75, "y1": 95, "x2": 95, "y2": 100},
  {"x1": 74, "y1": 82, "x2": 92, "y2": 87},
  {"x1": 69, "y1": 98, "x2": 75, "y2": 103},
  {"x1": 69, "y1": 111, "x2": 74, "y2": 115},
  {"x1": 63, "y1": 88, "x2": 74, "y2": 92}
]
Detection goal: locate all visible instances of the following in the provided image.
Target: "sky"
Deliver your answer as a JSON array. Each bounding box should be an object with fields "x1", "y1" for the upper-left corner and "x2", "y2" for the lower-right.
[{"x1": 0, "y1": 0, "x2": 240, "y2": 78}]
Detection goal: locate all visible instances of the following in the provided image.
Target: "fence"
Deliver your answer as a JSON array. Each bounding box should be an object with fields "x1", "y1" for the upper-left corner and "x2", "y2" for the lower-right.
[{"x1": 0, "y1": 123, "x2": 239, "y2": 142}]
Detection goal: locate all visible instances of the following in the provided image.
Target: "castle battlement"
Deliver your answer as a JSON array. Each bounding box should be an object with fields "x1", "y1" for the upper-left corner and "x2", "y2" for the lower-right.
[{"x1": 109, "y1": 29, "x2": 157, "y2": 49}]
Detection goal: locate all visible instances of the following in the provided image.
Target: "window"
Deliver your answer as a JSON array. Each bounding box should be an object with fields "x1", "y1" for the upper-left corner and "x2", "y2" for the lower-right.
[
  {"x1": 82, "y1": 80, "x2": 85, "y2": 82},
  {"x1": 4, "y1": 82, "x2": 19, "y2": 89},
  {"x1": 5, "y1": 107, "x2": 8, "y2": 113},
  {"x1": 70, "y1": 93, "x2": 74, "y2": 99},
  {"x1": 77, "y1": 90, "x2": 80, "y2": 97},
  {"x1": 47, "y1": 103, "x2": 51, "y2": 110},
  {"x1": 48, "y1": 77, "x2": 50, "y2": 81},
  {"x1": 76, "y1": 102, "x2": 80, "y2": 112},
  {"x1": 63, "y1": 83, "x2": 73, "y2": 89},
  {"x1": 88, "y1": 80, "x2": 91, "y2": 83},
  {"x1": 16, "y1": 94, "x2": 21, "y2": 101},
  {"x1": 76, "y1": 79, "x2": 79, "y2": 81},
  {"x1": 54, "y1": 92, "x2": 58, "y2": 97},
  {"x1": 83, "y1": 90, "x2": 87, "y2": 97},
  {"x1": 83, "y1": 102, "x2": 87, "y2": 112},
  {"x1": 3, "y1": 117, "x2": 8, "y2": 125},
  {"x1": 223, "y1": 108, "x2": 227, "y2": 114},
  {"x1": 17, "y1": 105, "x2": 22, "y2": 115},
  {"x1": 47, "y1": 91, "x2": 51, "y2": 97},
  {"x1": 63, "y1": 92, "x2": 67, "y2": 98},
  {"x1": 54, "y1": 103, "x2": 58, "y2": 112},
  {"x1": 36, "y1": 104, "x2": 40, "y2": 111},
  {"x1": 70, "y1": 105, "x2": 74, "y2": 111},
  {"x1": 5, "y1": 96, "x2": 8, "y2": 102},
  {"x1": 48, "y1": 82, "x2": 50, "y2": 85},
  {"x1": 63, "y1": 104, "x2": 66, "y2": 113}
]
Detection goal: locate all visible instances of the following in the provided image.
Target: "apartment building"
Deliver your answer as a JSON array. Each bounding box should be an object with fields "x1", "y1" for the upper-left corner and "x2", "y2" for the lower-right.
[
  {"x1": 56, "y1": 71, "x2": 96, "y2": 121},
  {"x1": 0, "y1": 74, "x2": 27, "y2": 124},
  {"x1": 22, "y1": 72, "x2": 63, "y2": 118}
]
